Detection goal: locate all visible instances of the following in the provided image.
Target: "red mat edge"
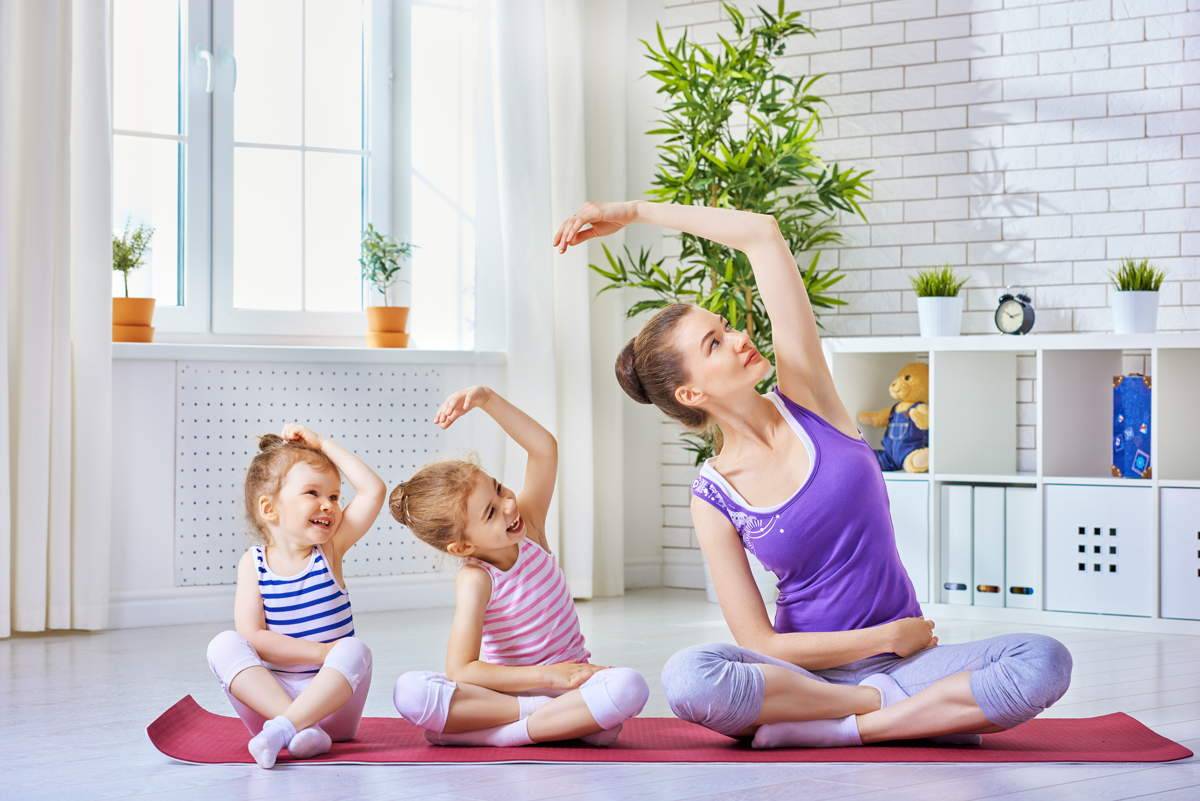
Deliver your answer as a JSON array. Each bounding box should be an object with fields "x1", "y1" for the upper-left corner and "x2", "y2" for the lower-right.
[{"x1": 148, "y1": 695, "x2": 1194, "y2": 766}]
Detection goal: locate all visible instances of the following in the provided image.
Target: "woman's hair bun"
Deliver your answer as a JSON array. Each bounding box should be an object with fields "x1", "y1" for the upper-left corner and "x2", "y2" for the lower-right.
[
  {"x1": 258, "y1": 433, "x2": 286, "y2": 452},
  {"x1": 615, "y1": 338, "x2": 651, "y2": 405}
]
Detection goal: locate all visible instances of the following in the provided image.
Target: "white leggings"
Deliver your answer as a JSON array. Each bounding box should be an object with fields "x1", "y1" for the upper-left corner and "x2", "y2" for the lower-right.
[
  {"x1": 206, "y1": 630, "x2": 373, "y2": 740},
  {"x1": 393, "y1": 666, "x2": 650, "y2": 734}
]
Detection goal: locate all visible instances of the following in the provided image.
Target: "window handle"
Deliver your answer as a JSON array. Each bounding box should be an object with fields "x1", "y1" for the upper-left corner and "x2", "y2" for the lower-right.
[
  {"x1": 230, "y1": 54, "x2": 238, "y2": 91},
  {"x1": 198, "y1": 49, "x2": 214, "y2": 93}
]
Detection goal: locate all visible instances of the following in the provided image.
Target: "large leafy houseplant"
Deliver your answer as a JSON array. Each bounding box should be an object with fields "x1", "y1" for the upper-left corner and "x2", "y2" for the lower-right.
[{"x1": 590, "y1": 2, "x2": 872, "y2": 463}]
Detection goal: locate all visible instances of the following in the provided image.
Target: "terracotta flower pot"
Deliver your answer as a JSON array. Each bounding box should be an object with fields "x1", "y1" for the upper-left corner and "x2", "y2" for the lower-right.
[
  {"x1": 113, "y1": 324, "x2": 155, "y2": 343},
  {"x1": 112, "y1": 298, "x2": 156, "y2": 342},
  {"x1": 113, "y1": 297, "x2": 156, "y2": 326},
  {"x1": 366, "y1": 331, "x2": 410, "y2": 348},
  {"x1": 366, "y1": 305, "x2": 410, "y2": 348}
]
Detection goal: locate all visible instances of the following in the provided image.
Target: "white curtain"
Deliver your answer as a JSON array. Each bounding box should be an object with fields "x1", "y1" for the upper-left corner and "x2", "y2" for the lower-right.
[
  {"x1": 0, "y1": 0, "x2": 113, "y2": 636},
  {"x1": 478, "y1": 0, "x2": 604, "y2": 596}
]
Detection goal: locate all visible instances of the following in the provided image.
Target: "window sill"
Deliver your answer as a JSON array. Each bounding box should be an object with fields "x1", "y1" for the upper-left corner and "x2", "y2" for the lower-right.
[{"x1": 112, "y1": 341, "x2": 506, "y2": 366}]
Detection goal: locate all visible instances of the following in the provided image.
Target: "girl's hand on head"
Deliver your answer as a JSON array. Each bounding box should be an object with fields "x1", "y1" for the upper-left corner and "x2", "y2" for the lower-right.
[
  {"x1": 552, "y1": 201, "x2": 637, "y2": 254},
  {"x1": 434, "y1": 386, "x2": 494, "y2": 429},
  {"x1": 282, "y1": 423, "x2": 322, "y2": 449},
  {"x1": 542, "y1": 662, "x2": 608, "y2": 690}
]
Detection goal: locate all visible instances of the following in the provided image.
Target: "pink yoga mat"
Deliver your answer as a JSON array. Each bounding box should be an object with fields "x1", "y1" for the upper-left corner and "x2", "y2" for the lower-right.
[{"x1": 148, "y1": 695, "x2": 1192, "y2": 765}]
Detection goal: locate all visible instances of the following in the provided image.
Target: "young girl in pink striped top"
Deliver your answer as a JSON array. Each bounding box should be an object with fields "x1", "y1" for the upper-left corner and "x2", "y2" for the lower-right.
[{"x1": 389, "y1": 385, "x2": 649, "y2": 747}]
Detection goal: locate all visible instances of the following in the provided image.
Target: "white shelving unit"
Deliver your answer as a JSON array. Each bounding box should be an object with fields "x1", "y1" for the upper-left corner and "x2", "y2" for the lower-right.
[{"x1": 823, "y1": 333, "x2": 1200, "y2": 635}]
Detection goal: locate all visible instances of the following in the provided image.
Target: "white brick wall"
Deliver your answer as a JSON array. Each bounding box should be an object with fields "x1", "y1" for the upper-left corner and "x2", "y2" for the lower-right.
[
  {"x1": 650, "y1": 0, "x2": 1197, "y2": 587},
  {"x1": 658, "y1": 0, "x2": 1198, "y2": 337}
]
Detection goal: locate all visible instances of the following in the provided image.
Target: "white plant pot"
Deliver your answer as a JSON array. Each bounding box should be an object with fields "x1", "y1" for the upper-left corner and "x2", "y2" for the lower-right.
[
  {"x1": 1111, "y1": 290, "x2": 1160, "y2": 334},
  {"x1": 703, "y1": 554, "x2": 778, "y2": 605},
  {"x1": 917, "y1": 295, "x2": 964, "y2": 337}
]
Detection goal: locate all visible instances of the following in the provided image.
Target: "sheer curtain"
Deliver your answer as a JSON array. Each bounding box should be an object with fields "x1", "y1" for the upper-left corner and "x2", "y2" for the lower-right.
[
  {"x1": 476, "y1": 0, "x2": 610, "y2": 596},
  {"x1": 0, "y1": 0, "x2": 113, "y2": 636}
]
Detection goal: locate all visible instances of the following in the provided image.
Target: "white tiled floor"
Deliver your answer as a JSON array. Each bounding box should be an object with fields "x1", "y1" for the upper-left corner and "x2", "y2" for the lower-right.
[{"x1": 4, "y1": 588, "x2": 1198, "y2": 800}]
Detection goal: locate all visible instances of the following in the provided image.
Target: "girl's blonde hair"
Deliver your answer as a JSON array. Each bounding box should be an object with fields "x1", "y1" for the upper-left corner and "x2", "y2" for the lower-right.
[
  {"x1": 389, "y1": 457, "x2": 482, "y2": 552},
  {"x1": 244, "y1": 434, "x2": 338, "y2": 543}
]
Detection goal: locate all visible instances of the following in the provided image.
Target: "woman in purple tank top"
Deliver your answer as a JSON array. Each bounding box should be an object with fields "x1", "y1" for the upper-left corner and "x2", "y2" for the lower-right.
[{"x1": 553, "y1": 201, "x2": 1072, "y2": 747}]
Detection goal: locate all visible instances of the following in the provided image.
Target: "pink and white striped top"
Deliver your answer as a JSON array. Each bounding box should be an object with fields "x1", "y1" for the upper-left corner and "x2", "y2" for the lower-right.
[{"x1": 465, "y1": 537, "x2": 590, "y2": 666}]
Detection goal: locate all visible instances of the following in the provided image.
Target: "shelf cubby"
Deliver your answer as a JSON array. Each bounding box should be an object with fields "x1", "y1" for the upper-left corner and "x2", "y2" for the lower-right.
[
  {"x1": 930, "y1": 350, "x2": 1019, "y2": 476},
  {"x1": 826, "y1": 350, "x2": 929, "y2": 456},
  {"x1": 1157, "y1": 348, "x2": 1200, "y2": 482},
  {"x1": 1041, "y1": 348, "x2": 1151, "y2": 481},
  {"x1": 822, "y1": 333, "x2": 1200, "y2": 632}
]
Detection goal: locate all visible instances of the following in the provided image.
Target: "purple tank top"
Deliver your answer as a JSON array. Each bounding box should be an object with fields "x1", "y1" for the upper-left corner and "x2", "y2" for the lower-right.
[{"x1": 691, "y1": 388, "x2": 922, "y2": 635}]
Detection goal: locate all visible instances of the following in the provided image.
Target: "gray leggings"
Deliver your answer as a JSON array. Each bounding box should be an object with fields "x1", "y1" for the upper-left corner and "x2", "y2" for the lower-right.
[{"x1": 661, "y1": 633, "x2": 1073, "y2": 737}]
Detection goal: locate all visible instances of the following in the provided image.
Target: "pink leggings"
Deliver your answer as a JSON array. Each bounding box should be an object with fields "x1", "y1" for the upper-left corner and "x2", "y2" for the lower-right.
[{"x1": 206, "y1": 630, "x2": 373, "y2": 740}]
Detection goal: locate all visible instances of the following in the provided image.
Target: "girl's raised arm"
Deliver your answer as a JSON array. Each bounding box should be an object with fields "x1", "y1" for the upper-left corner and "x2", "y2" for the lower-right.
[
  {"x1": 555, "y1": 201, "x2": 856, "y2": 436},
  {"x1": 435, "y1": 386, "x2": 557, "y2": 553},
  {"x1": 281, "y1": 424, "x2": 386, "y2": 559}
]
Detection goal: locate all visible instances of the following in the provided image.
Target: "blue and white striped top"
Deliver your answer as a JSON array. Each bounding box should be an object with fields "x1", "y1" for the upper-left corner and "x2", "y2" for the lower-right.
[{"x1": 254, "y1": 544, "x2": 354, "y2": 675}]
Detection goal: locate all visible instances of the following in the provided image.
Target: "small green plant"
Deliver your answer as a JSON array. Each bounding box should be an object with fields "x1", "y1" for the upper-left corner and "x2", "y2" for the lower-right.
[
  {"x1": 359, "y1": 223, "x2": 415, "y2": 304},
  {"x1": 1110, "y1": 258, "x2": 1166, "y2": 292},
  {"x1": 112, "y1": 221, "x2": 154, "y2": 298},
  {"x1": 910, "y1": 265, "x2": 967, "y2": 298}
]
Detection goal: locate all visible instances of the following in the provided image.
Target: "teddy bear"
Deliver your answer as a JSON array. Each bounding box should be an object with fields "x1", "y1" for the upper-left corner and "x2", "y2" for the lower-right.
[{"x1": 856, "y1": 361, "x2": 930, "y2": 473}]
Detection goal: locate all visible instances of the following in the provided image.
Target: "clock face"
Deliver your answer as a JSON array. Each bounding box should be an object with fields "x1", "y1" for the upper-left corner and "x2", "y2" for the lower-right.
[{"x1": 995, "y1": 299, "x2": 1025, "y2": 334}]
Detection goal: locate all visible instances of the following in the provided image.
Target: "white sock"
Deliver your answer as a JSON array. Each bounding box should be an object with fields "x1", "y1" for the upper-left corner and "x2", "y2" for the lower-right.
[
  {"x1": 860, "y1": 672, "x2": 981, "y2": 746},
  {"x1": 579, "y1": 723, "x2": 623, "y2": 747},
  {"x1": 425, "y1": 716, "x2": 533, "y2": 747},
  {"x1": 751, "y1": 715, "x2": 861, "y2": 749},
  {"x1": 248, "y1": 715, "x2": 297, "y2": 769},
  {"x1": 287, "y1": 725, "x2": 332, "y2": 759}
]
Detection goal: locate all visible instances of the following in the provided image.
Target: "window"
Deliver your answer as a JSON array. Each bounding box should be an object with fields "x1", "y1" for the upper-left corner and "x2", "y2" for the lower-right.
[
  {"x1": 110, "y1": 0, "x2": 487, "y2": 345},
  {"x1": 212, "y1": 0, "x2": 387, "y2": 335},
  {"x1": 111, "y1": 0, "x2": 209, "y2": 331}
]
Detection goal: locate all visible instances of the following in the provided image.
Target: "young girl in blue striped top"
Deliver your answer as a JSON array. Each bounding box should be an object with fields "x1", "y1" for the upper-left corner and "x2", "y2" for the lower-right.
[{"x1": 206, "y1": 424, "x2": 386, "y2": 768}]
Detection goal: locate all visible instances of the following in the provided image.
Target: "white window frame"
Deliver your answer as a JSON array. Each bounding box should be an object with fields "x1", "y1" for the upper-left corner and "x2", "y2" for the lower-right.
[
  {"x1": 113, "y1": 0, "x2": 393, "y2": 339},
  {"x1": 111, "y1": 0, "x2": 211, "y2": 333},
  {"x1": 208, "y1": 0, "x2": 392, "y2": 337}
]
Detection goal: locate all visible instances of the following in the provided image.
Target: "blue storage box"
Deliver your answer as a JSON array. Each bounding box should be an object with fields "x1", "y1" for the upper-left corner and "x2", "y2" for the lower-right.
[{"x1": 1112, "y1": 373, "x2": 1151, "y2": 479}]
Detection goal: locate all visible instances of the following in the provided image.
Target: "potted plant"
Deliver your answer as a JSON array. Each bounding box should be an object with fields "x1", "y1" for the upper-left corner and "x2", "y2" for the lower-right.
[
  {"x1": 1110, "y1": 258, "x2": 1166, "y2": 334},
  {"x1": 112, "y1": 221, "x2": 156, "y2": 342},
  {"x1": 911, "y1": 265, "x2": 967, "y2": 337},
  {"x1": 588, "y1": 1, "x2": 871, "y2": 464},
  {"x1": 360, "y1": 223, "x2": 415, "y2": 348}
]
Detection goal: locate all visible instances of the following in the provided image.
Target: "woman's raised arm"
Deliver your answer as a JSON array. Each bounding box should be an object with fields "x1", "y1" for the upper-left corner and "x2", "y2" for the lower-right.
[{"x1": 555, "y1": 201, "x2": 855, "y2": 434}]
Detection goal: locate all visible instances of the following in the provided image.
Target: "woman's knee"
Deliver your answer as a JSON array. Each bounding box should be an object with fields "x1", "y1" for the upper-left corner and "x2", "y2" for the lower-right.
[
  {"x1": 974, "y1": 633, "x2": 1074, "y2": 727},
  {"x1": 1021, "y1": 634, "x2": 1073, "y2": 706},
  {"x1": 660, "y1": 643, "x2": 763, "y2": 735},
  {"x1": 661, "y1": 644, "x2": 726, "y2": 713}
]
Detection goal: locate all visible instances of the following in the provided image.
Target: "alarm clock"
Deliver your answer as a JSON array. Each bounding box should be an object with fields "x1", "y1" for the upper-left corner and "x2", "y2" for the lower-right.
[{"x1": 995, "y1": 289, "x2": 1035, "y2": 335}]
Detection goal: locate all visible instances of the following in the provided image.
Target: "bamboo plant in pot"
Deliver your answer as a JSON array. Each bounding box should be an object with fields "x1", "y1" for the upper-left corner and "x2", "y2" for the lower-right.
[
  {"x1": 911, "y1": 265, "x2": 967, "y2": 337},
  {"x1": 112, "y1": 221, "x2": 156, "y2": 342},
  {"x1": 360, "y1": 224, "x2": 415, "y2": 348},
  {"x1": 1110, "y1": 258, "x2": 1166, "y2": 334}
]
